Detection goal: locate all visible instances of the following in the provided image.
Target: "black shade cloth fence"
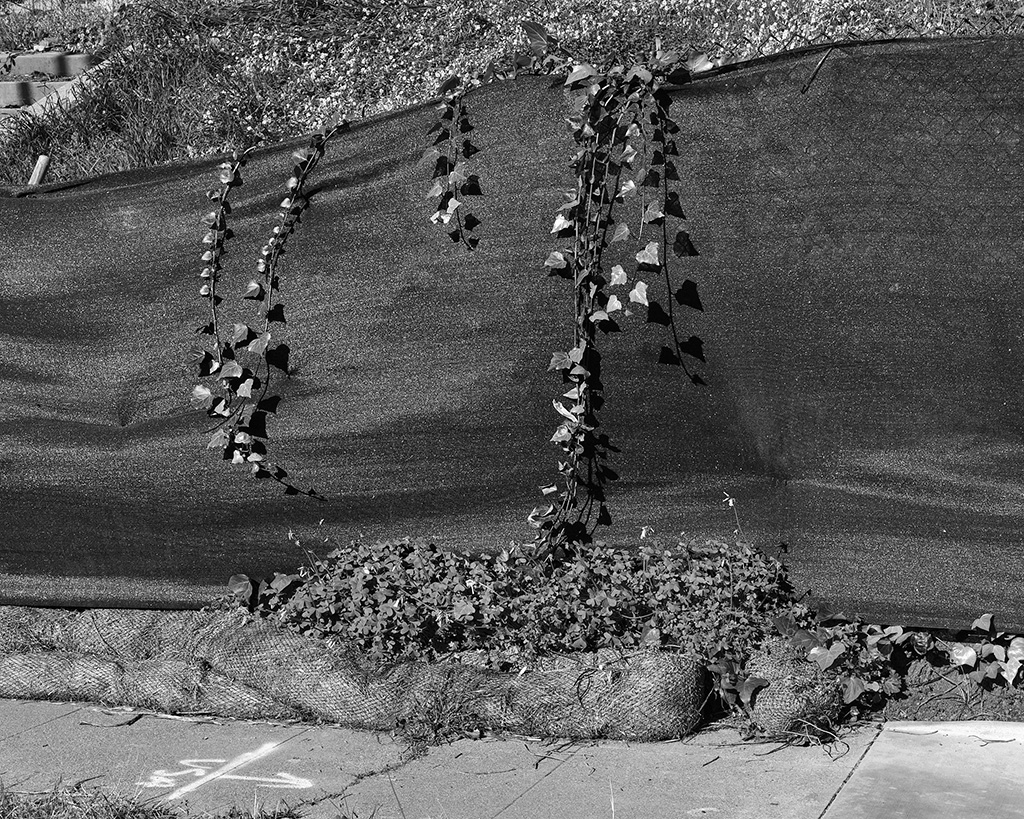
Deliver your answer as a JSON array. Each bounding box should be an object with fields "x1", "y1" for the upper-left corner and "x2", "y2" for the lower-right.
[{"x1": 3, "y1": 36, "x2": 1024, "y2": 630}]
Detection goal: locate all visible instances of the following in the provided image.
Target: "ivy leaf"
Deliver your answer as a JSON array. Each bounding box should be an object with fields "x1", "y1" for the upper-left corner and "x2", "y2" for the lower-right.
[
  {"x1": 266, "y1": 343, "x2": 290, "y2": 373},
  {"x1": 665, "y1": 191, "x2": 686, "y2": 219},
  {"x1": 227, "y1": 323, "x2": 245, "y2": 345},
  {"x1": 432, "y1": 155, "x2": 452, "y2": 179},
  {"x1": 606, "y1": 294, "x2": 622, "y2": 313},
  {"x1": 550, "y1": 424, "x2": 572, "y2": 443},
  {"x1": 950, "y1": 643, "x2": 978, "y2": 668},
  {"x1": 972, "y1": 613, "x2": 994, "y2": 633},
  {"x1": 544, "y1": 251, "x2": 568, "y2": 270},
  {"x1": 460, "y1": 175, "x2": 483, "y2": 197},
  {"x1": 548, "y1": 351, "x2": 571, "y2": 371},
  {"x1": 739, "y1": 676, "x2": 769, "y2": 706},
  {"x1": 610, "y1": 265, "x2": 627, "y2": 286},
  {"x1": 552, "y1": 399, "x2": 578, "y2": 421},
  {"x1": 551, "y1": 213, "x2": 573, "y2": 234},
  {"x1": 198, "y1": 351, "x2": 219, "y2": 376},
  {"x1": 843, "y1": 676, "x2": 868, "y2": 704},
  {"x1": 611, "y1": 223, "x2": 630, "y2": 244},
  {"x1": 809, "y1": 643, "x2": 845, "y2": 671},
  {"x1": 625, "y1": 65, "x2": 653, "y2": 84},
  {"x1": 449, "y1": 162, "x2": 468, "y2": 186},
  {"x1": 643, "y1": 203, "x2": 664, "y2": 225},
  {"x1": 425, "y1": 180, "x2": 444, "y2": 199},
  {"x1": 462, "y1": 140, "x2": 479, "y2": 158},
  {"x1": 247, "y1": 332, "x2": 272, "y2": 357},
  {"x1": 437, "y1": 74, "x2": 460, "y2": 96},
  {"x1": 191, "y1": 385, "x2": 214, "y2": 407},
  {"x1": 211, "y1": 398, "x2": 231, "y2": 417},
  {"x1": 521, "y1": 20, "x2": 550, "y2": 52},
  {"x1": 629, "y1": 281, "x2": 649, "y2": 305},
  {"x1": 646, "y1": 300, "x2": 671, "y2": 326},
  {"x1": 208, "y1": 428, "x2": 230, "y2": 450},
  {"x1": 237, "y1": 378, "x2": 255, "y2": 398},
  {"x1": 243, "y1": 281, "x2": 265, "y2": 301},
  {"x1": 685, "y1": 51, "x2": 714, "y2": 73},
  {"x1": 635, "y1": 241, "x2": 659, "y2": 267},
  {"x1": 464, "y1": 213, "x2": 481, "y2": 231},
  {"x1": 565, "y1": 63, "x2": 598, "y2": 86},
  {"x1": 219, "y1": 360, "x2": 243, "y2": 380},
  {"x1": 790, "y1": 629, "x2": 820, "y2": 650},
  {"x1": 675, "y1": 280, "x2": 704, "y2": 311},
  {"x1": 540, "y1": 483, "x2": 559, "y2": 496},
  {"x1": 266, "y1": 303, "x2": 286, "y2": 324},
  {"x1": 1005, "y1": 637, "x2": 1024, "y2": 684},
  {"x1": 617, "y1": 179, "x2": 637, "y2": 199}
]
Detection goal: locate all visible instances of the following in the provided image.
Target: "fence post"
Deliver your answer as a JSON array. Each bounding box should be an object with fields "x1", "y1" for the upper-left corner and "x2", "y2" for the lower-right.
[{"x1": 28, "y1": 154, "x2": 49, "y2": 186}]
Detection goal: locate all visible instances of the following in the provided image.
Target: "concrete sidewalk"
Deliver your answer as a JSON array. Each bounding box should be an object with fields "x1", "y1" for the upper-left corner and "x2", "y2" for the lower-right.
[{"x1": 1, "y1": 698, "x2": 1023, "y2": 818}]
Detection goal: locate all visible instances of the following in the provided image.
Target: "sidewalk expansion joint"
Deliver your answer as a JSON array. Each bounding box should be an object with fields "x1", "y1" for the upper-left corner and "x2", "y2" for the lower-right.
[
  {"x1": 0, "y1": 703, "x2": 84, "y2": 743},
  {"x1": 817, "y1": 724, "x2": 883, "y2": 819},
  {"x1": 488, "y1": 744, "x2": 581, "y2": 819},
  {"x1": 290, "y1": 755, "x2": 415, "y2": 815}
]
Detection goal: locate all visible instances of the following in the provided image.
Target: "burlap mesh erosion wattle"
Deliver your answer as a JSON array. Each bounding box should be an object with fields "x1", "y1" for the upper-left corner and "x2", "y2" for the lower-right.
[
  {"x1": 0, "y1": 607, "x2": 707, "y2": 740},
  {"x1": 745, "y1": 638, "x2": 842, "y2": 736}
]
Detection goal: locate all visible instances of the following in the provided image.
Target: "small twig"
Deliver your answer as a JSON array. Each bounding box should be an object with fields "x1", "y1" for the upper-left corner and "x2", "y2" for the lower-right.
[{"x1": 971, "y1": 735, "x2": 1015, "y2": 746}]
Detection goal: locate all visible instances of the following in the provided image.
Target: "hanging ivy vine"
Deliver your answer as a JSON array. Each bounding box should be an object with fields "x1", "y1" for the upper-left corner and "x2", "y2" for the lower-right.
[
  {"x1": 192, "y1": 123, "x2": 348, "y2": 497},
  {"x1": 194, "y1": 21, "x2": 707, "y2": 530},
  {"x1": 423, "y1": 23, "x2": 708, "y2": 562}
]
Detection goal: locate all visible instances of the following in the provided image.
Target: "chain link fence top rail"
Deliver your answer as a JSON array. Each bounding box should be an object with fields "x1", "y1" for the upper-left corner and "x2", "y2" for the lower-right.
[{"x1": 2, "y1": 13, "x2": 1024, "y2": 628}]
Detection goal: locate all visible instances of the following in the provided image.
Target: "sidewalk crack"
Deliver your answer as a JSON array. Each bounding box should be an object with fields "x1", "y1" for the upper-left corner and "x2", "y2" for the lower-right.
[{"x1": 817, "y1": 724, "x2": 882, "y2": 819}]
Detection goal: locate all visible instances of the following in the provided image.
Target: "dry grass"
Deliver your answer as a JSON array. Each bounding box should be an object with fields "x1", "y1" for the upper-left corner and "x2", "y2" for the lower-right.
[
  {"x1": 0, "y1": 782, "x2": 308, "y2": 819},
  {"x1": 0, "y1": 0, "x2": 111, "y2": 54}
]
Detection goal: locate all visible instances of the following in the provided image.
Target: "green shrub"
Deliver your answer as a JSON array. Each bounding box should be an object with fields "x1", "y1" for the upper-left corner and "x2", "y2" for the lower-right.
[{"x1": 226, "y1": 535, "x2": 801, "y2": 668}]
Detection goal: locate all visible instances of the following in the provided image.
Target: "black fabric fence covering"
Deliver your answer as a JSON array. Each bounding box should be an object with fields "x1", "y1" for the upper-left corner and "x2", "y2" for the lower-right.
[{"x1": 3, "y1": 38, "x2": 1024, "y2": 630}]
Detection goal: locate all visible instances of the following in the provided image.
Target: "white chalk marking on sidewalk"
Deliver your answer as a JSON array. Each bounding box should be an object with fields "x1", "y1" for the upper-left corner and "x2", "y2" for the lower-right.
[
  {"x1": 139, "y1": 759, "x2": 224, "y2": 789},
  {"x1": 139, "y1": 757, "x2": 313, "y2": 792},
  {"x1": 159, "y1": 743, "x2": 282, "y2": 800},
  {"x1": 218, "y1": 772, "x2": 312, "y2": 788}
]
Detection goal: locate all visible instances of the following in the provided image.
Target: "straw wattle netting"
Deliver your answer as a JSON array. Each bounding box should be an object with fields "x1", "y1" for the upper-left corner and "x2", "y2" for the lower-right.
[
  {"x1": 0, "y1": 606, "x2": 708, "y2": 740},
  {"x1": 745, "y1": 637, "x2": 843, "y2": 736}
]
